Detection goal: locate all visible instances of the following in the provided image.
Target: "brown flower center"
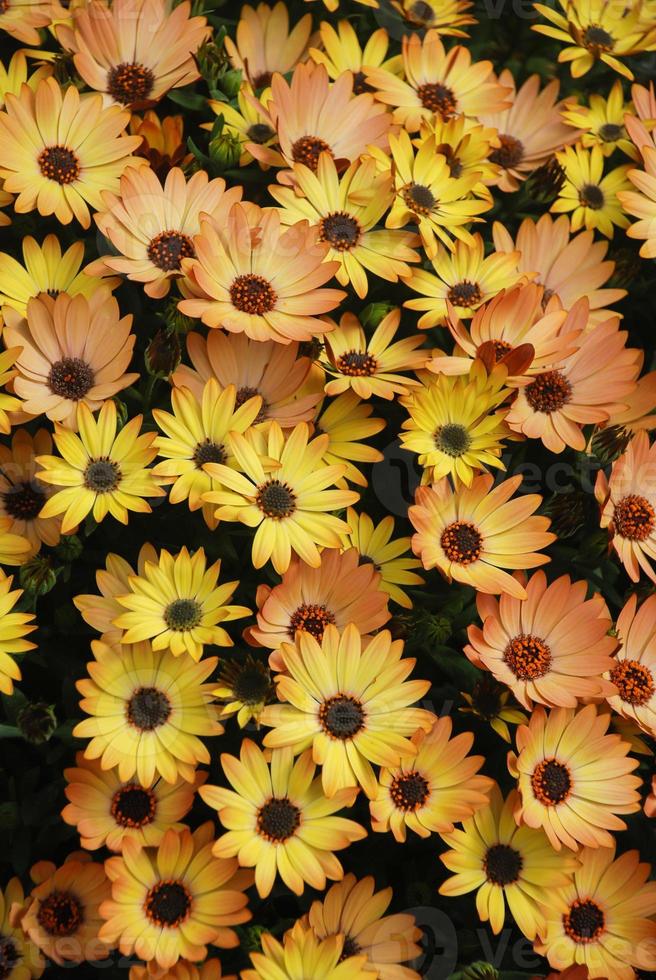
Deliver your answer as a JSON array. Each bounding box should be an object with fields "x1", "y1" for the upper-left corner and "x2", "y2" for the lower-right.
[
  {"x1": 126, "y1": 687, "x2": 171, "y2": 731},
  {"x1": 147, "y1": 231, "x2": 195, "y2": 272},
  {"x1": 613, "y1": 494, "x2": 655, "y2": 541},
  {"x1": 434, "y1": 423, "x2": 472, "y2": 458},
  {"x1": 252, "y1": 71, "x2": 272, "y2": 90},
  {"x1": 235, "y1": 386, "x2": 268, "y2": 422},
  {"x1": 110, "y1": 784, "x2": 157, "y2": 828},
  {"x1": 291, "y1": 135, "x2": 333, "y2": 171},
  {"x1": 229, "y1": 662, "x2": 272, "y2": 705},
  {"x1": 38, "y1": 145, "x2": 80, "y2": 184},
  {"x1": 503, "y1": 634, "x2": 552, "y2": 680},
  {"x1": 107, "y1": 62, "x2": 155, "y2": 104},
  {"x1": 48, "y1": 357, "x2": 94, "y2": 400},
  {"x1": 230, "y1": 274, "x2": 277, "y2": 314},
  {"x1": 320, "y1": 694, "x2": 365, "y2": 739},
  {"x1": 563, "y1": 898, "x2": 605, "y2": 943},
  {"x1": 257, "y1": 797, "x2": 301, "y2": 842},
  {"x1": 256, "y1": 479, "x2": 296, "y2": 518},
  {"x1": 582, "y1": 25, "x2": 614, "y2": 53},
  {"x1": 525, "y1": 370, "x2": 572, "y2": 413},
  {"x1": 319, "y1": 211, "x2": 361, "y2": 251},
  {"x1": 339, "y1": 935, "x2": 363, "y2": 962},
  {"x1": 247, "y1": 122, "x2": 274, "y2": 144},
  {"x1": 390, "y1": 771, "x2": 430, "y2": 811},
  {"x1": 598, "y1": 122, "x2": 623, "y2": 143},
  {"x1": 447, "y1": 280, "x2": 482, "y2": 307},
  {"x1": 336, "y1": 350, "x2": 377, "y2": 376},
  {"x1": 352, "y1": 71, "x2": 371, "y2": 95},
  {"x1": 487, "y1": 339, "x2": 513, "y2": 361},
  {"x1": 37, "y1": 892, "x2": 83, "y2": 937},
  {"x1": 164, "y1": 598, "x2": 202, "y2": 631},
  {"x1": 144, "y1": 881, "x2": 191, "y2": 927},
  {"x1": 417, "y1": 82, "x2": 457, "y2": 118},
  {"x1": 408, "y1": 0, "x2": 436, "y2": 23},
  {"x1": 440, "y1": 520, "x2": 482, "y2": 564},
  {"x1": 610, "y1": 659, "x2": 655, "y2": 706},
  {"x1": 2, "y1": 480, "x2": 46, "y2": 521},
  {"x1": 402, "y1": 182, "x2": 437, "y2": 215},
  {"x1": 579, "y1": 183, "x2": 605, "y2": 210},
  {"x1": 531, "y1": 758, "x2": 571, "y2": 805},
  {"x1": 193, "y1": 439, "x2": 226, "y2": 468},
  {"x1": 0, "y1": 936, "x2": 19, "y2": 980},
  {"x1": 489, "y1": 134, "x2": 524, "y2": 169},
  {"x1": 288, "y1": 603, "x2": 336, "y2": 640},
  {"x1": 483, "y1": 843, "x2": 523, "y2": 885},
  {"x1": 84, "y1": 458, "x2": 121, "y2": 493}
]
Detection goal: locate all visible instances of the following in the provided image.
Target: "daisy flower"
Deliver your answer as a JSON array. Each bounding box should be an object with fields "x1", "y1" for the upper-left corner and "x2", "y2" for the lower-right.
[
  {"x1": 57, "y1": 0, "x2": 210, "y2": 107},
  {"x1": 618, "y1": 144, "x2": 656, "y2": 258},
  {"x1": 322, "y1": 309, "x2": 425, "y2": 401},
  {"x1": 402, "y1": 233, "x2": 525, "y2": 328},
  {"x1": 365, "y1": 30, "x2": 510, "y2": 133},
  {"x1": 340, "y1": 508, "x2": 424, "y2": 609},
  {"x1": 439, "y1": 784, "x2": 578, "y2": 940},
  {"x1": 112, "y1": 546, "x2": 250, "y2": 661},
  {"x1": 464, "y1": 570, "x2": 618, "y2": 709},
  {"x1": 0, "y1": 570, "x2": 36, "y2": 696},
  {"x1": 242, "y1": 922, "x2": 371, "y2": 980},
  {"x1": 309, "y1": 19, "x2": 402, "y2": 88},
  {"x1": 0, "y1": 428, "x2": 62, "y2": 555},
  {"x1": 313, "y1": 391, "x2": 385, "y2": 487},
  {"x1": 0, "y1": 877, "x2": 44, "y2": 979},
  {"x1": 129, "y1": 110, "x2": 193, "y2": 175},
  {"x1": 213, "y1": 654, "x2": 274, "y2": 728},
  {"x1": 409, "y1": 473, "x2": 555, "y2": 599},
  {"x1": 205, "y1": 84, "x2": 276, "y2": 168},
  {"x1": 370, "y1": 715, "x2": 492, "y2": 841},
  {"x1": 270, "y1": 152, "x2": 420, "y2": 300},
  {"x1": 74, "y1": 639, "x2": 222, "y2": 785},
  {"x1": 0, "y1": 517, "x2": 31, "y2": 568},
  {"x1": 260, "y1": 623, "x2": 435, "y2": 799},
  {"x1": 36, "y1": 400, "x2": 163, "y2": 533},
  {"x1": 178, "y1": 204, "x2": 345, "y2": 344},
  {"x1": 172, "y1": 331, "x2": 323, "y2": 428},
  {"x1": 200, "y1": 741, "x2": 366, "y2": 897},
  {"x1": 73, "y1": 543, "x2": 157, "y2": 646},
  {"x1": 419, "y1": 115, "x2": 500, "y2": 196},
  {"x1": 0, "y1": 77, "x2": 143, "y2": 228},
  {"x1": 203, "y1": 421, "x2": 359, "y2": 574},
  {"x1": 304, "y1": 875, "x2": 423, "y2": 979},
  {"x1": 129, "y1": 960, "x2": 228, "y2": 980},
  {"x1": 99, "y1": 824, "x2": 251, "y2": 969},
  {"x1": 607, "y1": 593, "x2": 656, "y2": 738},
  {"x1": 561, "y1": 79, "x2": 636, "y2": 157},
  {"x1": 0, "y1": 0, "x2": 57, "y2": 44},
  {"x1": 3, "y1": 292, "x2": 138, "y2": 429},
  {"x1": 90, "y1": 167, "x2": 243, "y2": 298},
  {"x1": 225, "y1": 2, "x2": 313, "y2": 90},
  {"x1": 0, "y1": 51, "x2": 52, "y2": 108},
  {"x1": 535, "y1": 845, "x2": 656, "y2": 979},
  {"x1": 460, "y1": 676, "x2": 528, "y2": 743},
  {"x1": 391, "y1": 0, "x2": 476, "y2": 32},
  {"x1": 62, "y1": 753, "x2": 204, "y2": 852},
  {"x1": 508, "y1": 703, "x2": 642, "y2": 850},
  {"x1": 552, "y1": 144, "x2": 631, "y2": 237}
]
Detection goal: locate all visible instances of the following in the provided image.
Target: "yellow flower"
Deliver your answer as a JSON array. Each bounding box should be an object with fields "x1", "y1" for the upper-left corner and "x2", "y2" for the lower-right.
[
  {"x1": 459, "y1": 677, "x2": 528, "y2": 743},
  {"x1": 552, "y1": 144, "x2": 631, "y2": 237},
  {"x1": 0, "y1": 877, "x2": 45, "y2": 978},
  {"x1": 113, "y1": 546, "x2": 250, "y2": 661},
  {"x1": 309, "y1": 18, "x2": 402, "y2": 83},
  {"x1": 36, "y1": 400, "x2": 163, "y2": 534},
  {"x1": 73, "y1": 543, "x2": 156, "y2": 646},
  {"x1": 0, "y1": 346, "x2": 23, "y2": 434},
  {"x1": 0, "y1": 571, "x2": 37, "y2": 696},
  {"x1": 391, "y1": 0, "x2": 476, "y2": 33},
  {"x1": 418, "y1": 115, "x2": 500, "y2": 199},
  {"x1": 561, "y1": 79, "x2": 637, "y2": 157},
  {"x1": 0, "y1": 517, "x2": 31, "y2": 568},
  {"x1": 340, "y1": 508, "x2": 424, "y2": 609},
  {"x1": 0, "y1": 51, "x2": 52, "y2": 108},
  {"x1": 204, "y1": 84, "x2": 276, "y2": 167},
  {"x1": 314, "y1": 391, "x2": 384, "y2": 488},
  {"x1": 213, "y1": 654, "x2": 274, "y2": 728},
  {"x1": 0, "y1": 0, "x2": 58, "y2": 44},
  {"x1": 242, "y1": 921, "x2": 372, "y2": 980}
]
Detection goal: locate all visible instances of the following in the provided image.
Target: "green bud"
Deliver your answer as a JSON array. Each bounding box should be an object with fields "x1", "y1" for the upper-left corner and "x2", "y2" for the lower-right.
[
  {"x1": 163, "y1": 296, "x2": 195, "y2": 336},
  {"x1": 242, "y1": 924, "x2": 268, "y2": 952},
  {"x1": 54, "y1": 534, "x2": 83, "y2": 563},
  {"x1": 112, "y1": 397, "x2": 130, "y2": 431},
  {"x1": 195, "y1": 38, "x2": 228, "y2": 87},
  {"x1": 219, "y1": 68, "x2": 244, "y2": 100},
  {"x1": 17, "y1": 702, "x2": 57, "y2": 745},
  {"x1": 146, "y1": 327, "x2": 182, "y2": 378},
  {"x1": 359, "y1": 302, "x2": 396, "y2": 331},
  {"x1": 19, "y1": 556, "x2": 58, "y2": 596},
  {"x1": 590, "y1": 424, "x2": 631, "y2": 466},
  {"x1": 209, "y1": 130, "x2": 242, "y2": 171},
  {"x1": 459, "y1": 964, "x2": 499, "y2": 980}
]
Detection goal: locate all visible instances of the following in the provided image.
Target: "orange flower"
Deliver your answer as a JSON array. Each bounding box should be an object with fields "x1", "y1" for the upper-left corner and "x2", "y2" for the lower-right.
[
  {"x1": 606, "y1": 593, "x2": 656, "y2": 738},
  {"x1": 0, "y1": 428, "x2": 62, "y2": 555},
  {"x1": 0, "y1": 0, "x2": 59, "y2": 44},
  {"x1": 225, "y1": 2, "x2": 313, "y2": 89},
  {"x1": 129, "y1": 111, "x2": 193, "y2": 175},
  {"x1": 73, "y1": 543, "x2": 156, "y2": 646}
]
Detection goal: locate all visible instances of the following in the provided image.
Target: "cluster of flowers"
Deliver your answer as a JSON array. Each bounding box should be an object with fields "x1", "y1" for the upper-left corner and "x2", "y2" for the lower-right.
[{"x1": 0, "y1": 0, "x2": 655, "y2": 977}]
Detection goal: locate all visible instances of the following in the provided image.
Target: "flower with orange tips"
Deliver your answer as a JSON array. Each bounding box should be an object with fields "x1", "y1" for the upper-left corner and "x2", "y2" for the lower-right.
[
  {"x1": 225, "y1": 2, "x2": 313, "y2": 90},
  {"x1": 561, "y1": 79, "x2": 636, "y2": 157},
  {"x1": 242, "y1": 921, "x2": 371, "y2": 980},
  {"x1": 618, "y1": 143, "x2": 656, "y2": 258},
  {"x1": 0, "y1": 0, "x2": 58, "y2": 43},
  {"x1": 409, "y1": 474, "x2": 555, "y2": 599},
  {"x1": 340, "y1": 508, "x2": 424, "y2": 609},
  {"x1": 391, "y1": 0, "x2": 476, "y2": 32},
  {"x1": 0, "y1": 877, "x2": 44, "y2": 978},
  {"x1": 0, "y1": 428, "x2": 62, "y2": 555},
  {"x1": 607, "y1": 593, "x2": 656, "y2": 738},
  {"x1": 0, "y1": 51, "x2": 52, "y2": 108},
  {"x1": 309, "y1": 18, "x2": 402, "y2": 84},
  {"x1": 313, "y1": 391, "x2": 385, "y2": 487},
  {"x1": 130, "y1": 110, "x2": 192, "y2": 175},
  {"x1": 130, "y1": 959, "x2": 230, "y2": 980},
  {"x1": 73, "y1": 543, "x2": 156, "y2": 646}
]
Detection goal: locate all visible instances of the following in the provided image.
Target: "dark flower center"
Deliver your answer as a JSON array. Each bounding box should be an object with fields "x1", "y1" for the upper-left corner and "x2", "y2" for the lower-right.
[
  {"x1": 107, "y1": 62, "x2": 155, "y2": 104},
  {"x1": 402, "y1": 182, "x2": 437, "y2": 215},
  {"x1": 336, "y1": 350, "x2": 377, "y2": 376},
  {"x1": 84, "y1": 458, "x2": 121, "y2": 493},
  {"x1": 531, "y1": 758, "x2": 571, "y2": 805},
  {"x1": 408, "y1": 0, "x2": 436, "y2": 23},
  {"x1": 320, "y1": 211, "x2": 361, "y2": 251},
  {"x1": 144, "y1": 881, "x2": 191, "y2": 927},
  {"x1": 38, "y1": 145, "x2": 80, "y2": 184},
  {"x1": 257, "y1": 797, "x2": 301, "y2": 842},
  {"x1": 339, "y1": 935, "x2": 362, "y2": 962},
  {"x1": 610, "y1": 659, "x2": 655, "y2": 706},
  {"x1": 37, "y1": 892, "x2": 83, "y2": 937},
  {"x1": 48, "y1": 357, "x2": 94, "y2": 400},
  {"x1": 291, "y1": 136, "x2": 333, "y2": 171},
  {"x1": 525, "y1": 370, "x2": 572, "y2": 413},
  {"x1": 447, "y1": 280, "x2": 482, "y2": 307},
  {"x1": 193, "y1": 439, "x2": 226, "y2": 468},
  {"x1": 256, "y1": 479, "x2": 296, "y2": 518},
  {"x1": 483, "y1": 843, "x2": 523, "y2": 885},
  {"x1": 164, "y1": 598, "x2": 202, "y2": 631},
  {"x1": 0, "y1": 935, "x2": 19, "y2": 980},
  {"x1": 599, "y1": 122, "x2": 623, "y2": 142},
  {"x1": 434, "y1": 423, "x2": 472, "y2": 458},
  {"x1": 235, "y1": 386, "x2": 268, "y2": 422},
  {"x1": 110, "y1": 784, "x2": 156, "y2": 828},
  {"x1": 486, "y1": 339, "x2": 513, "y2": 361},
  {"x1": 126, "y1": 687, "x2": 171, "y2": 731},
  {"x1": 582, "y1": 25, "x2": 614, "y2": 53},
  {"x1": 319, "y1": 694, "x2": 365, "y2": 739},
  {"x1": 489, "y1": 134, "x2": 524, "y2": 169},
  {"x1": 503, "y1": 634, "x2": 552, "y2": 680},
  {"x1": 2, "y1": 481, "x2": 46, "y2": 520},
  {"x1": 440, "y1": 520, "x2": 482, "y2": 564},
  {"x1": 230, "y1": 274, "x2": 277, "y2": 315},
  {"x1": 563, "y1": 898, "x2": 605, "y2": 943},
  {"x1": 230, "y1": 663, "x2": 272, "y2": 705},
  {"x1": 579, "y1": 183, "x2": 605, "y2": 210},
  {"x1": 390, "y1": 771, "x2": 430, "y2": 811},
  {"x1": 352, "y1": 71, "x2": 371, "y2": 95},
  {"x1": 288, "y1": 603, "x2": 336, "y2": 640},
  {"x1": 247, "y1": 122, "x2": 274, "y2": 144},
  {"x1": 147, "y1": 231, "x2": 195, "y2": 272},
  {"x1": 417, "y1": 82, "x2": 457, "y2": 118},
  {"x1": 613, "y1": 494, "x2": 655, "y2": 541},
  {"x1": 251, "y1": 71, "x2": 272, "y2": 90}
]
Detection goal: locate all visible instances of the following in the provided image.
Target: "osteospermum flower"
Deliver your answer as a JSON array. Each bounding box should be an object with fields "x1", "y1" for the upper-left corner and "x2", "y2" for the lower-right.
[
  {"x1": 206, "y1": 83, "x2": 276, "y2": 167},
  {"x1": 535, "y1": 845, "x2": 656, "y2": 979},
  {"x1": 509, "y1": 703, "x2": 642, "y2": 850},
  {"x1": 225, "y1": 2, "x2": 312, "y2": 89},
  {"x1": 178, "y1": 204, "x2": 345, "y2": 344},
  {"x1": 36, "y1": 401, "x2": 163, "y2": 533},
  {"x1": 552, "y1": 144, "x2": 631, "y2": 237},
  {"x1": 304, "y1": 875, "x2": 423, "y2": 979},
  {"x1": 370, "y1": 715, "x2": 492, "y2": 842},
  {"x1": 100, "y1": 824, "x2": 251, "y2": 969},
  {"x1": 73, "y1": 543, "x2": 156, "y2": 645},
  {"x1": 606, "y1": 593, "x2": 656, "y2": 738},
  {"x1": 465, "y1": 571, "x2": 618, "y2": 709},
  {"x1": 0, "y1": 0, "x2": 57, "y2": 43},
  {"x1": 0, "y1": 877, "x2": 44, "y2": 979},
  {"x1": 270, "y1": 153, "x2": 420, "y2": 299},
  {"x1": 3, "y1": 292, "x2": 138, "y2": 428},
  {"x1": 21, "y1": 854, "x2": 111, "y2": 966},
  {"x1": 309, "y1": 18, "x2": 402, "y2": 85},
  {"x1": 460, "y1": 676, "x2": 528, "y2": 743},
  {"x1": 74, "y1": 640, "x2": 222, "y2": 785},
  {"x1": 561, "y1": 79, "x2": 635, "y2": 157},
  {"x1": 129, "y1": 960, "x2": 228, "y2": 980},
  {"x1": 618, "y1": 144, "x2": 656, "y2": 258},
  {"x1": 402, "y1": 233, "x2": 524, "y2": 328},
  {"x1": 113, "y1": 546, "x2": 250, "y2": 660},
  {"x1": 260, "y1": 624, "x2": 435, "y2": 799},
  {"x1": 391, "y1": 0, "x2": 476, "y2": 31},
  {"x1": 0, "y1": 77, "x2": 142, "y2": 228},
  {"x1": 57, "y1": 0, "x2": 209, "y2": 107},
  {"x1": 90, "y1": 167, "x2": 242, "y2": 298},
  {"x1": 62, "y1": 753, "x2": 204, "y2": 852},
  {"x1": 0, "y1": 517, "x2": 31, "y2": 568},
  {"x1": 213, "y1": 654, "x2": 274, "y2": 728},
  {"x1": 242, "y1": 922, "x2": 372, "y2": 980},
  {"x1": 439, "y1": 784, "x2": 578, "y2": 940},
  {"x1": 0, "y1": 428, "x2": 62, "y2": 555},
  {"x1": 340, "y1": 508, "x2": 424, "y2": 609},
  {"x1": 410, "y1": 474, "x2": 555, "y2": 599},
  {"x1": 419, "y1": 114, "x2": 500, "y2": 194},
  {"x1": 0, "y1": 570, "x2": 36, "y2": 696},
  {"x1": 314, "y1": 391, "x2": 385, "y2": 487},
  {"x1": 204, "y1": 422, "x2": 359, "y2": 573},
  {"x1": 322, "y1": 309, "x2": 425, "y2": 400},
  {"x1": 200, "y1": 741, "x2": 366, "y2": 897},
  {"x1": 0, "y1": 51, "x2": 51, "y2": 109}
]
